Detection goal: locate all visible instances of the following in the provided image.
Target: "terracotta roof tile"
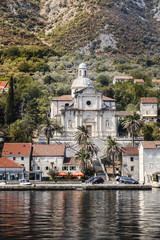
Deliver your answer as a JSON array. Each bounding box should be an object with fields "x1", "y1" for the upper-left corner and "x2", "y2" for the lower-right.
[
  {"x1": 134, "y1": 79, "x2": 144, "y2": 83},
  {"x1": 52, "y1": 95, "x2": 73, "y2": 101},
  {"x1": 116, "y1": 111, "x2": 133, "y2": 116},
  {"x1": 0, "y1": 157, "x2": 24, "y2": 168},
  {"x1": 141, "y1": 97, "x2": 158, "y2": 104},
  {"x1": 102, "y1": 96, "x2": 115, "y2": 102},
  {"x1": 0, "y1": 81, "x2": 8, "y2": 88},
  {"x1": 114, "y1": 76, "x2": 133, "y2": 79},
  {"x1": 2, "y1": 143, "x2": 32, "y2": 156},
  {"x1": 152, "y1": 79, "x2": 160, "y2": 83},
  {"x1": 63, "y1": 157, "x2": 79, "y2": 165},
  {"x1": 122, "y1": 147, "x2": 139, "y2": 155},
  {"x1": 141, "y1": 141, "x2": 160, "y2": 149},
  {"x1": 32, "y1": 144, "x2": 65, "y2": 156}
]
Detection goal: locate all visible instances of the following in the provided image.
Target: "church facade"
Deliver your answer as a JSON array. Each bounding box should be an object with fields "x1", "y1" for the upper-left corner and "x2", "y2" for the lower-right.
[{"x1": 50, "y1": 63, "x2": 117, "y2": 138}]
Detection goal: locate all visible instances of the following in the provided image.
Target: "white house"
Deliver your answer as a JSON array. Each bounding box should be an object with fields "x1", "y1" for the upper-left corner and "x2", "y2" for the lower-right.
[
  {"x1": 122, "y1": 147, "x2": 139, "y2": 181},
  {"x1": 113, "y1": 76, "x2": 133, "y2": 84},
  {"x1": 139, "y1": 141, "x2": 160, "y2": 184},
  {"x1": 50, "y1": 63, "x2": 117, "y2": 138},
  {"x1": 140, "y1": 97, "x2": 158, "y2": 122},
  {"x1": 0, "y1": 157, "x2": 25, "y2": 181},
  {"x1": 2, "y1": 143, "x2": 32, "y2": 171},
  {"x1": 32, "y1": 144, "x2": 66, "y2": 177}
]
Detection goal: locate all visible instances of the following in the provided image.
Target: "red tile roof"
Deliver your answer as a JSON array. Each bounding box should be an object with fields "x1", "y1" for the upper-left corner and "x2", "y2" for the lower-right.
[
  {"x1": 2, "y1": 143, "x2": 32, "y2": 156},
  {"x1": 102, "y1": 96, "x2": 115, "y2": 102},
  {"x1": 52, "y1": 95, "x2": 73, "y2": 101},
  {"x1": 32, "y1": 144, "x2": 65, "y2": 156},
  {"x1": 122, "y1": 147, "x2": 139, "y2": 155},
  {"x1": 141, "y1": 97, "x2": 158, "y2": 104},
  {"x1": 0, "y1": 157, "x2": 24, "y2": 168},
  {"x1": 116, "y1": 111, "x2": 133, "y2": 116},
  {"x1": 134, "y1": 79, "x2": 144, "y2": 83},
  {"x1": 0, "y1": 81, "x2": 8, "y2": 88},
  {"x1": 152, "y1": 79, "x2": 160, "y2": 83},
  {"x1": 114, "y1": 76, "x2": 133, "y2": 79},
  {"x1": 141, "y1": 141, "x2": 160, "y2": 149},
  {"x1": 0, "y1": 81, "x2": 9, "y2": 93},
  {"x1": 63, "y1": 157, "x2": 79, "y2": 165}
]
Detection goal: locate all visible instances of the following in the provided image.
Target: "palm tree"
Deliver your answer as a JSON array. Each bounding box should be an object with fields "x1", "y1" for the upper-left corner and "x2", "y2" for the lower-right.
[
  {"x1": 75, "y1": 151, "x2": 91, "y2": 174},
  {"x1": 81, "y1": 138, "x2": 98, "y2": 158},
  {"x1": 41, "y1": 118, "x2": 63, "y2": 144},
  {"x1": 74, "y1": 125, "x2": 90, "y2": 145},
  {"x1": 104, "y1": 137, "x2": 121, "y2": 178},
  {"x1": 122, "y1": 112, "x2": 141, "y2": 147}
]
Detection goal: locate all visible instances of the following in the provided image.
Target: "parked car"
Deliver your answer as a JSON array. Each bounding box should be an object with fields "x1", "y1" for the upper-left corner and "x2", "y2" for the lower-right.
[
  {"x1": 20, "y1": 179, "x2": 32, "y2": 185},
  {"x1": 118, "y1": 176, "x2": 139, "y2": 184},
  {"x1": 85, "y1": 177, "x2": 96, "y2": 183},
  {"x1": 85, "y1": 177, "x2": 104, "y2": 184}
]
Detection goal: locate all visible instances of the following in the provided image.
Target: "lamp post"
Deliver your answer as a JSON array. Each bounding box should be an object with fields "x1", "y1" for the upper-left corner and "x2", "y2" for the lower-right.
[{"x1": 3, "y1": 150, "x2": 8, "y2": 183}]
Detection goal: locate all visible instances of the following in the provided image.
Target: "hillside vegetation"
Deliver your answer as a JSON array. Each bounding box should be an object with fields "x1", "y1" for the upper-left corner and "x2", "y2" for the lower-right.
[{"x1": 1, "y1": 0, "x2": 160, "y2": 56}]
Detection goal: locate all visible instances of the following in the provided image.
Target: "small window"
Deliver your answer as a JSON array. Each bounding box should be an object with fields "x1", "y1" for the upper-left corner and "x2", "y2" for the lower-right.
[
  {"x1": 21, "y1": 164, "x2": 24, "y2": 167},
  {"x1": 10, "y1": 152, "x2": 12, "y2": 154},
  {"x1": 131, "y1": 166, "x2": 134, "y2": 171},
  {"x1": 130, "y1": 157, "x2": 134, "y2": 162},
  {"x1": 18, "y1": 152, "x2": 21, "y2": 155},
  {"x1": 46, "y1": 166, "x2": 49, "y2": 170},
  {"x1": 37, "y1": 166, "x2": 40, "y2": 170},
  {"x1": 70, "y1": 166, "x2": 76, "y2": 171},
  {"x1": 23, "y1": 145, "x2": 26, "y2": 147},
  {"x1": 13, "y1": 157, "x2": 16, "y2": 160},
  {"x1": 21, "y1": 157, "x2": 24, "y2": 160},
  {"x1": 62, "y1": 166, "x2": 68, "y2": 171}
]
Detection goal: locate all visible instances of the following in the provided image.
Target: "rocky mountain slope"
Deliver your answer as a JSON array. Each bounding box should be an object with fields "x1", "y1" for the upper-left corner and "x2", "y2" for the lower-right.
[{"x1": 1, "y1": 0, "x2": 160, "y2": 56}]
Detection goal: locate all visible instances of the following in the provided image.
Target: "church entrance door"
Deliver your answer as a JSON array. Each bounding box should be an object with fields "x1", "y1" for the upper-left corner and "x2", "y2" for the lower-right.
[{"x1": 86, "y1": 125, "x2": 92, "y2": 136}]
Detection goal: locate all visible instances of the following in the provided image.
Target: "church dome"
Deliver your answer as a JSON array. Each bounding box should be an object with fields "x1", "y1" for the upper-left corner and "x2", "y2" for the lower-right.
[{"x1": 71, "y1": 63, "x2": 94, "y2": 96}]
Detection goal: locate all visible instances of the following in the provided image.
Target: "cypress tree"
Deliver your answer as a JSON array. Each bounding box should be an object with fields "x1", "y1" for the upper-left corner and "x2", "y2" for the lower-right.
[{"x1": 5, "y1": 76, "x2": 15, "y2": 125}]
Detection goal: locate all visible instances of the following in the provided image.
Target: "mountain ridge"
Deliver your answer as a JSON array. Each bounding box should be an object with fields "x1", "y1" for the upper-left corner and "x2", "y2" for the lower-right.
[{"x1": 0, "y1": 0, "x2": 160, "y2": 56}]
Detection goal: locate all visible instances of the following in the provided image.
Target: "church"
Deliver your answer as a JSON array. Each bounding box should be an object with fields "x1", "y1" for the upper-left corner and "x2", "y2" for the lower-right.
[{"x1": 50, "y1": 63, "x2": 117, "y2": 138}]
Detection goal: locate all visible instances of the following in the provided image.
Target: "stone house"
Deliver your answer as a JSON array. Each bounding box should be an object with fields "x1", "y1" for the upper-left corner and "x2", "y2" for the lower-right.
[
  {"x1": 50, "y1": 63, "x2": 117, "y2": 138},
  {"x1": 122, "y1": 147, "x2": 139, "y2": 181},
  {"x1": 134, "y1": 79, "x2": 144, "y2": 84},
  {"x1": 2, "y1": 143, "x2": 32, "y2": 171},
  {"x1": 140, "y1": 97, "x2": 158, "y2": 122},
  {"x1": 113, "y1": 76, "x2": 133, "y2": 84},
  {"x1": 0, "y1": 157, "x2": 25, "y2": 181},
  {"x1": 32, "y1": 144, "x2": 66, "y2": 177},
  {"x1": 62, "y1": 157, "x2": 80, "y2": 172},
  {"x1": 139, "y1": 141, "x2": 160, "y2": 184}
]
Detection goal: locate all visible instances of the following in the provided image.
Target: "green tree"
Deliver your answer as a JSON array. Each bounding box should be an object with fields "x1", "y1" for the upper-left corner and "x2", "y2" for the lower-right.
[
  {"x1": 5, "y1": 76, "x2": 15, "y2": 125},
  {"x1": 80, "y1": 138, "x2": 98, "y2": 158},
  {"x1": 75, "y1": 151, "x2": 91, "y2": 174},
  {"x1": 74, "y1": 125, "x2": 90, "y2": 145},
  {"x1": 9, "y1": 120, "x2": 31, "y2": 142},
  {"x1": 41, "y1": 118, "x2": 63, "y2": 144},
  {"x1": 122, "y1": 112, "x2": 141, "y2": 146},
  {"x1": 47, "y1": 168, "x2": 58, "y2": 179},
  {"x1": 141, "y1": 123, "x2": 154, "y2": 141},
  {"x1": 104, "y1": 137, "x2": 121, "y2": 178}
]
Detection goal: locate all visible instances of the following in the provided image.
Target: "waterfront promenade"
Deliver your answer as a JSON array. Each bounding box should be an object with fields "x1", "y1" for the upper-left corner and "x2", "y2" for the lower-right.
[{"x1": 0, "y1": 181, "x2": 152, "y2": 190}]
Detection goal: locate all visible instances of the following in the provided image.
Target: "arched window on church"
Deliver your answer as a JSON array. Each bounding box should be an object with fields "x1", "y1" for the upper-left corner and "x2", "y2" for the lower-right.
[
  {"x1": 79, "y1": 70, "x2": 81, "y2": 76},
  {"x1": 68, "y1": 120, "x2": 72, "y2": 128},
  {"x1": 106, "y1": 120, "x2": 109, "y2": 127},
  {"x1": 84, "y1": 70, "x2": 86, "y2": 77}
]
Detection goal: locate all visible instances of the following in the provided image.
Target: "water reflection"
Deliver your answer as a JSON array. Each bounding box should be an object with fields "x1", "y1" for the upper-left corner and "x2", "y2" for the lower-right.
[{"x1": 0, "y1": 190, "x2": 160, "y2": 239}]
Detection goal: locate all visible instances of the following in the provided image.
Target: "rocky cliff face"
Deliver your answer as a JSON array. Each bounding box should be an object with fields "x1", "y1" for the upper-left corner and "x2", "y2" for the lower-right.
[{"x1": 1, "y1": 0, "x2": 160, "y2": 56}]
